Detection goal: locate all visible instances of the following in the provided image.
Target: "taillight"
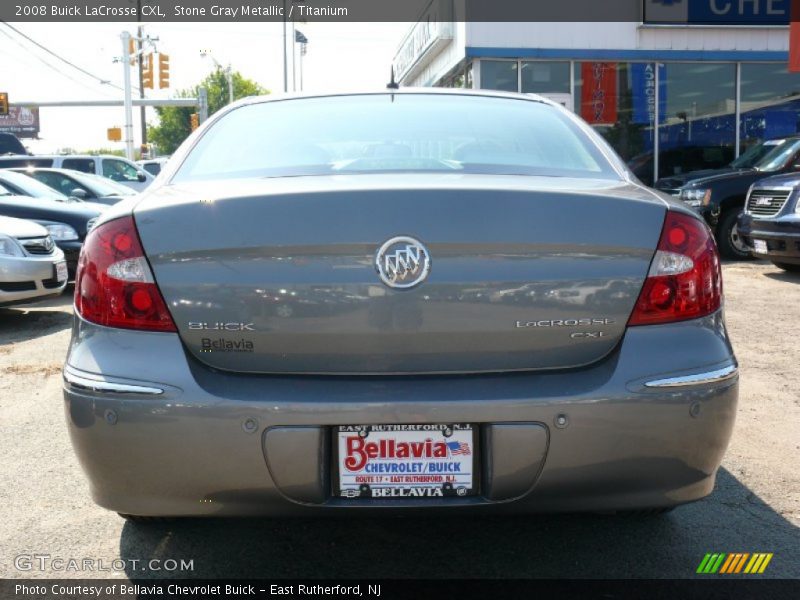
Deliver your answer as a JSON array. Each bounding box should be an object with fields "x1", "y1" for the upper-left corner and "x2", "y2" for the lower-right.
[
  {"x1": 628, "y1": 211, "x2": 722, "y2": 326},
  {"x1": 74, "y1": 216, "x2": 176, "y2": 332}
]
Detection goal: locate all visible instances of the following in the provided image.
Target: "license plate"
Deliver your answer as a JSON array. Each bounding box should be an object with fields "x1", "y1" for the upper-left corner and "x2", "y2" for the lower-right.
[
  {"x1": 55, "y1": 261, "x2": 68, "y2": 282},
  {"x1": 753, "y1": 239, "x2": 768, "y2": 254},
  {"x1": 336, "y1": 424, "x2": 476, "y2": 499}
]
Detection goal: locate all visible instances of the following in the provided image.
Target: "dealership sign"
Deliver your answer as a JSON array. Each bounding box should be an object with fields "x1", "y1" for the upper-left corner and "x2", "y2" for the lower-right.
[
  {"x1": 392, "y1": 0, "x2": 454, "y2": 82},
  {"x1": 644, "y1": 0, "x2": 791, "y2": 24},
  {"x1": 0, "y1": 106, "x2": 40, "y2": 138},
  {"x1": 631, "y1": 64, "x2": 667, "y2": 125}
]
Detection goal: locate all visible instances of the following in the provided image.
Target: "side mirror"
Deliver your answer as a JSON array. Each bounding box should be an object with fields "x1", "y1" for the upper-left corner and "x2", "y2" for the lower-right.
[
  {"x1": 137, "y1": 171, "x2": 147, "y2": 182},
  {"x1": 70, "y1": 188, "x2": 88, "y2": 199}
]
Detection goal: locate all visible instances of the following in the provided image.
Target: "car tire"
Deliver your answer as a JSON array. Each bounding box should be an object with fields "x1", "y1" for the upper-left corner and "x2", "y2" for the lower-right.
[
  {"x1": 772, "y1": 262, "x2": 800, "y2": 273},
  {"x1": 716, "y1": 208, "x2": 753, "y2": 261}
]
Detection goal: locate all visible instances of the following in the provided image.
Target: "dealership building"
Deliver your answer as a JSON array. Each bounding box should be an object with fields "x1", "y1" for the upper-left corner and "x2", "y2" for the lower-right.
[{"x1": 394, "y1": 0, "x2": 800, "y2": 184}]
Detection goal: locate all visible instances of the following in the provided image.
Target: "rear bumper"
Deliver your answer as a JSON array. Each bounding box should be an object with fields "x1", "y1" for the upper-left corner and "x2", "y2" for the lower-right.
[
  {"x1": 738, "y1": 213, "x2": 800, "y2": 263},
  {"x1": 63, "y1": 312, "x2": 738, "y2": 516}
]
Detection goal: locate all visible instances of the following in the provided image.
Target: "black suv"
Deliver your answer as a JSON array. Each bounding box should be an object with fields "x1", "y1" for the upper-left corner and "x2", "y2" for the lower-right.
[
  {"x1": 654, "y1": 136, "x2": 800, "y2": 259},
  {"x1": 0, "y1": 133, "x2": 27, "y2": 156},
  {"x1": 738, "y1": 173, "x2": 800, "y2": 273}
]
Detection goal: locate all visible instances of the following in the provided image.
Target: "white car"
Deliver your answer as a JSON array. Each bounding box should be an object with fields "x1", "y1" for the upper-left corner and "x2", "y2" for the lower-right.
[
  {"x1": 137, "y1": 157, "x2": 170, "y2": 177},
  {"x1": 0, "y1": 216, "x2": 67, "y2": 306},
  {"x1": 0, "y1": 154, "x2": 154, "y2": 192}
]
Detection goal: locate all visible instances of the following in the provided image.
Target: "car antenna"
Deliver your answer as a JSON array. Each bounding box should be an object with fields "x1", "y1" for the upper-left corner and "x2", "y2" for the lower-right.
[{"x1": 387, "y1": 66, "x2": 399, "y2": 90}]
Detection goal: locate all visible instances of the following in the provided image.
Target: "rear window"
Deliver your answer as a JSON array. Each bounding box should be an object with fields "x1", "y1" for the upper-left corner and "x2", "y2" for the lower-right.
[{"x1": 173, "y1": 94, "x2": 617, "y2": 183}]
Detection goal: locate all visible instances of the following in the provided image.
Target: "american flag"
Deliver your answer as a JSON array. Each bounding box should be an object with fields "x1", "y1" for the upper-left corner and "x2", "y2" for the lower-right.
[{"x1": 447, "y1": 441, "x2": 471, "y2": 456}]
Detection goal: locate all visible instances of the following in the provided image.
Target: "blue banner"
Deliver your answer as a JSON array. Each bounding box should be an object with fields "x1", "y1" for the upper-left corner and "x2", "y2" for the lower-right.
[
  {"x1": 644, "y1": 0, "x2": 791, "y2": 25},
  {"x1": 631, "y1": 64, "x2": 667, "y2": 125}
]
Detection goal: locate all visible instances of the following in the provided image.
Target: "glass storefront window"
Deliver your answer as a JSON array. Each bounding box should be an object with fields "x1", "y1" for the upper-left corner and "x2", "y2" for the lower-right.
[
  {"x1": 521, "y1": 61, "x2": 570, "y2": 94},
  {"x1": 740, "y1": 63, "x2": 800, "y2": 151},
  {"x1": 575, "y1": 62, "x2": 657, "y2": 184},
  {"x1": 471, "y1": 59, "x2": 799, "y2": 186},
  {"x1": 480, "y1": 60, "x2": 518, "y2": 92},
  {"x1": 656, "y1": 63, "x2": 736, "y2": 183}
]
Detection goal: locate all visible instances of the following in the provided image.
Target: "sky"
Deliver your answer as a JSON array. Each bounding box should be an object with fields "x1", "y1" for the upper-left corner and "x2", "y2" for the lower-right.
[{"x1": 0, "y1": 21, "x2": 411, "y2": 153}]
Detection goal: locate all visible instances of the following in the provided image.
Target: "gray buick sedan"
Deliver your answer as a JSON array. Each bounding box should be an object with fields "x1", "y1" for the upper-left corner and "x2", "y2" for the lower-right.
[{"x1": 63, "y1": 90, "x2": 737, "y2": 519}]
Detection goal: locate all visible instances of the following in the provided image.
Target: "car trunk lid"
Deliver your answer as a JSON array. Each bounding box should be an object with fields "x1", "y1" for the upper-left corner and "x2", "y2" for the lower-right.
[{"x1": 134, "y1": 175, "x2": 666, "y2": 374}]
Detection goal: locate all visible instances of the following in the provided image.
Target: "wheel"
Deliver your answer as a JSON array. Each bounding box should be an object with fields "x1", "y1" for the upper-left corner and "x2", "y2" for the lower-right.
[
  {"x1": 716, "y1": 209, "x2": 753, "y2": 260},
  {"x1": 772, "y1": 262, "x2": 800, "y2": 273},
  {"x1": 117, "y1": 513, "x2": 173, "y2": 523}
]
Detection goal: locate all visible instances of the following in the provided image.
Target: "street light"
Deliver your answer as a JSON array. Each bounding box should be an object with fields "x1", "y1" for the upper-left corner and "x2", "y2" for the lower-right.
[
  {"x1": 199, "y1": 49, "x2": 233, "y2": 104},
  {"x1": 295, "y1": 29, "x2": 308, "y2": 92}
]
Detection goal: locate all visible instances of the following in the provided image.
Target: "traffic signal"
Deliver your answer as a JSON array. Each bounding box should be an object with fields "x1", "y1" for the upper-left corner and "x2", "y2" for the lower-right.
[
  {"x1": 128, "y1": 38, "x2": 137, "y2": 65},
  {"x1": 142, "y1": 53, "x2": 154, "y2": 89},
  {"x1": 158, "y1": 53, "x2": 170, "y2": 89},
  {"x1": 190, "y1": 113, "x2": 199, "y2": 131},
  {"x1": 0, "y1": 92, "x2": 8, "y2": 116}
]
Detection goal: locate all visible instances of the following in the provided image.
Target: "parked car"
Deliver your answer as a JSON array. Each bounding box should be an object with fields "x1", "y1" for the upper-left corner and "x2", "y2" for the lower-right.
[
  {"x1": 137, "y1": 157, "x2": 169, "y2": 177},
  {"x1": 11, "y1": 168, "x2": 136, "y2": 206},
  {"x1": 0, "y1": 216, "x2": 67, "y2": 306},
  {"x1": 655, "y1": 136, "x2": 800, "y2": 259},
  {"x1": 738, "y1": 173, "x2": 800, "y2": 272},
  {"x1": 0, "y1": 154, "x2": 154, "y2": 191},
  {"x1": 0, "y1": 133, "x2": 27, "y2": 156},
  {"x1": 65, "y1": 90, "x2": 737, "y2": 520},
  {"x1": 0, "y1": 183, "x2": 103, "y2": 278},
  {"x1": 0, "y1": 169, "x2": 74, "y2": 202},
  {"x1": 628, "y1": 145, "x2": 735, "y2": 187}
]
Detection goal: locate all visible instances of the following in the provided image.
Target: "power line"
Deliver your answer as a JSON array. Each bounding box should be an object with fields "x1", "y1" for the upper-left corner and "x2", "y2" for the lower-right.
[
  {"x1": 1, "y1": 22, "x2": 139, "y2": 94},
  {"x1": 0, "y1": 27, "x2": 119, "y2": 98}
]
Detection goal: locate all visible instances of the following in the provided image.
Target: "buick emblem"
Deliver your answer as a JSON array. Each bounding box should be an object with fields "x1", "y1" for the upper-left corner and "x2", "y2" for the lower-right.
[
  {"x1": 375, "y1": 236, "x2": 431, "y2": 289},
  {"x1": 43, "y1": 237, "x2": 54, "y2": 252}
]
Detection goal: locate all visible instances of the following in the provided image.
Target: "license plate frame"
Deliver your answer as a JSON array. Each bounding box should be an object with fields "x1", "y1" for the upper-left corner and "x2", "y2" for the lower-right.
[
  {"x1": 753, "y1": 239, "x2": 768, "y2": 254},
  {"x1": 334, "y1": 424, "x2": 478, "y2": 499},
  {"x1": 55, "y1": 261, "x2": 68, "y2": 283}
]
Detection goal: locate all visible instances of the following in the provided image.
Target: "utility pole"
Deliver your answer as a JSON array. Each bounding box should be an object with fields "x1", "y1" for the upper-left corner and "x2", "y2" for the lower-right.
[
  {"x1": 136, "y1": 0, "x2": 146, "y2": 146},
  {"x1": 198, "y1": 87, "x2": 208, "y2": 123},
  {"x1": 121, "y1": 31, "x2": 135, "y2": 160},
  {"x1": 282, "y1": 0, "x2": 288, "y2": 93},
  {"x1": 291, "y1": 20, "x2": 296, "y2": 92}
]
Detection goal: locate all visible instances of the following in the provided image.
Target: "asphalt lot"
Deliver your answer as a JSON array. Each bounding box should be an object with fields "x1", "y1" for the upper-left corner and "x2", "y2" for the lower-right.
[{"x1": 0, "y1": 261, "x2": 798, "y2": 580}]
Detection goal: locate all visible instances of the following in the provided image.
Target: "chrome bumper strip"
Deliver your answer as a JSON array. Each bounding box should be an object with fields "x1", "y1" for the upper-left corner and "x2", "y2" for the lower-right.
[
  {"x1": 644, "y1": 365, "x2": 738, "y2": 388},
  {"x1": 63, "y1": 368, "x2": 164, "y2": 396}
]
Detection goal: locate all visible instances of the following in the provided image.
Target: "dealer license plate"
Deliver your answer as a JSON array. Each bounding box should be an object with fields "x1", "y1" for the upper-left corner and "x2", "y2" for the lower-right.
[
  {"x1": 337, "y1": 424, "x2": 475, "y2": 499},
  {"x1": 753, "y1": 239, "x2": 768, "y2": 254},
  {"x1": 55, "y1": 261, "x2": 68, "y2": 282}
]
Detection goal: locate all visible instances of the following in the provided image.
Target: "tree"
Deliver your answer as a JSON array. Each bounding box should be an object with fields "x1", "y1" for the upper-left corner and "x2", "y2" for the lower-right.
[{"x1": 148, "y1": 68, "x2": 268, "y2": 155}]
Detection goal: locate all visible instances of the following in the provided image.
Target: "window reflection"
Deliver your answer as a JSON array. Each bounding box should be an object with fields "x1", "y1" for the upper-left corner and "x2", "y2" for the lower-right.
[
  {"x1": 740, "y1": 64, "x2": 800, "y2": 152},
  {"x1": 575, "y1": 62, "x2": 657, "y2": 184}
]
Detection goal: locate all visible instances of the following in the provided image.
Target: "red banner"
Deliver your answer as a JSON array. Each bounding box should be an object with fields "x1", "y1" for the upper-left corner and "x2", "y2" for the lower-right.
[
  {"x1": 581, "y1": 63, "x2": 618, "y2": 126},
  {"x1": 791, "y1": 0, "x2": 800, "y2": 72}
]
